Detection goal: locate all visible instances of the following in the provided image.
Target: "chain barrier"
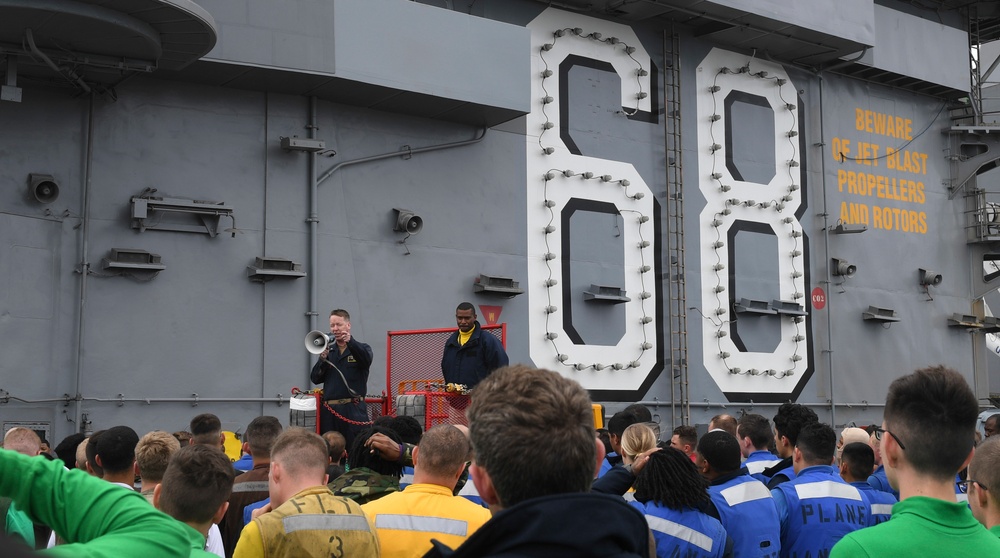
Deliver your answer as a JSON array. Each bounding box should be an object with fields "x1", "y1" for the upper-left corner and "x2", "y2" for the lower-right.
[
  {"x1": 322, "y1": 399, "x2": 375, "y2": 426},
  {"x1": 293, "y1": 386, "x2": 377, "y2": 427}
]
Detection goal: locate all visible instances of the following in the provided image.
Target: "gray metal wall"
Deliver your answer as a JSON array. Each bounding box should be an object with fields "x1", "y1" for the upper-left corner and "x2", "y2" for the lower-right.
[
  {"x1": 0, "y1": 77, "x2": 530, "y2": 439},
  {"x1": 0, "y1": 0, "x2": 989, "y2": 443}
]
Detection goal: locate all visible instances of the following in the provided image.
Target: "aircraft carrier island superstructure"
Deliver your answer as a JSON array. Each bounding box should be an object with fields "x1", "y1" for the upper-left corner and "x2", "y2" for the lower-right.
[{"x1": 2, "y1": 0, "x2": 1000, "y2": 441}]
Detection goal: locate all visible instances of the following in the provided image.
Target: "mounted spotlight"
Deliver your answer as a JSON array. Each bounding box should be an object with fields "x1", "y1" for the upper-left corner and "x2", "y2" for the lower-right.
[
  {"x1": 919, "y1": 268, "x2": 943, "y2": 287},
  {"x1": 831, "y1": 258, "x2": 856, "y2": 278},
  {"x1": 393, "y1": 208, "x2": 423, "y2": 235},
  {"x1": 28, "y1": 173, "x2": 59, "y2": 204}
]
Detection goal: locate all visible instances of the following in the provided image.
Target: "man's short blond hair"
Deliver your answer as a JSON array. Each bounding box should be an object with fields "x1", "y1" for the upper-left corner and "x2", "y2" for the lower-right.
[
  {"x1": 3, "y1": 427, "x2": 41, "y2": 456},
  {"x1": 416, "y1": 425, "x2": 470, "y2": 478},
  {"x1": 271, "y1": 428, "x2": 329, "y2": 481},
  {"x1": 135, "y1": 431, "x2": 182, "y2": 483}
]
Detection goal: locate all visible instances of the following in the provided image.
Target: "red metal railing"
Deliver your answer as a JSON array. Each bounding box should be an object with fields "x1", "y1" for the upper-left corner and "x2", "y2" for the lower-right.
[{"x1": 385, "y1": 324, "x2": 506, "y2": 417}]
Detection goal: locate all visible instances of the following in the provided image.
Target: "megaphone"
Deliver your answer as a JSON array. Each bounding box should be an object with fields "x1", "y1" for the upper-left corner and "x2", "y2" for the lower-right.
[{"x1": 305, "y1": 330, "x2": 332, "y2": 355}]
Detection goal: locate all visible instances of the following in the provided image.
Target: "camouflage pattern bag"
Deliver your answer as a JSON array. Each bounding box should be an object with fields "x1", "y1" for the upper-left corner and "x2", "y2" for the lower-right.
[{"x1": 328, "y1": 467, "x2": 399, "y2": 505}]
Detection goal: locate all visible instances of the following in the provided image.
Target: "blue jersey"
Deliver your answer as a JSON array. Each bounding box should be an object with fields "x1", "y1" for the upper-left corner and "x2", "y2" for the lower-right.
[
  {"x1": 597, "y1": 452, "x2": 620, "y2": 479},
  {"x1": 866, "y1": 464, "x2": 899, "y2": 499},
  {"x1": 632, "y1": 500, "x2": 729, "y2": 558},
  {"x1": 709, "y1": 474, "x2": 780, "y2": 558},
  {"x1": 743, "y1": 450, "x2": 782, "y2": 484},
  {"x1": 851, "y1": 481, "x2": 897, "y2": 525},
  {"x1": 772, "y1": 465, "x2": 870, "y2": 558}
]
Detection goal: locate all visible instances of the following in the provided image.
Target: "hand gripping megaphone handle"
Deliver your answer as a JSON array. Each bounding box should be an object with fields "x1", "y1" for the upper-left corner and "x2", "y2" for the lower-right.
[{"x1": 305, "y1": 330, "x2": 361, "y2": 399}]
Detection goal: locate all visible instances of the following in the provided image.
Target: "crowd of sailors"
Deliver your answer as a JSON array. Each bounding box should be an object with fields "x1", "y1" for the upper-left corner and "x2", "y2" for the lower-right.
[{"x1": 1, "y1": 363, "x2": 999, "y2": 557}]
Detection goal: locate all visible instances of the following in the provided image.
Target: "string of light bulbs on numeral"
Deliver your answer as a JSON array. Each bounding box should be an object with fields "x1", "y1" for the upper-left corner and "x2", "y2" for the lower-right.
[
  {"x1": 707, "y1": 62, "x2": 804, "y2": 380},
  {"x1": 537, "y1": 27, "x2": 653, "y2": 373}
]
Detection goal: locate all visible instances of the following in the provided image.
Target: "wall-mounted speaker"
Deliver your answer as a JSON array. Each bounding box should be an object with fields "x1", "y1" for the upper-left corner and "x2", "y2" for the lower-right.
[
  {"x1": 919, "y1": 268, "x2": 943, "y2": 287},
  {"x1": 393, "y1": 208, "x2": 423, "y2": 234},
  {"x1": 28, "y1": 173, "x2": 59, "y2": 203},
  {"x1": 831, "y1": 258, "x2": 857, "y2": 278}
]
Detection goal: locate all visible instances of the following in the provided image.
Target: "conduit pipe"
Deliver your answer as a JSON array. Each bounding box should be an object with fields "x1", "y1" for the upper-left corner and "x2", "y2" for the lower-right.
[
  {"x1": 72, "y1": 93, "x2": 96, "y2": 431},
  {"x1": 307, "y1": 97, "x2": 319, "y2": 332},
  {"x1": 0, "y1": 392, "x2": 289, "y2": 406},
  {"x1": 818, "y1": 73, "x2": 838, "y2": 427},
  {"x1": 635, "y1": 400, "x2": 884, "y2": 410},
  {"x1": 25, "y1": 29, "x2": 91, "y2": 93},
  {"x1": 306, "y1": 115, "x2": 487, "y2": 339}
]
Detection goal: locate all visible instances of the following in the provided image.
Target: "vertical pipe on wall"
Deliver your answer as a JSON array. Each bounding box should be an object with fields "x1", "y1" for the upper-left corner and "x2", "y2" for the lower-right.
[
  {"x1": 308, "y1": 97, "x2": 319, "y2": 333},
  {"x1": 817, "y1": 76, "x2": 837, "y2": 427},
  {"x1": 73, "y1": 94, "x2": 96, "y2": 431},
  {"x1": 806, "y1": 48, "x2": 864, "y2": 427},
  {"x1": 261, "y1": 92, "x2": 270, "y2": 417},
  {"x1": 307, "y1": 97, "x2": 320, "y2": 386}
]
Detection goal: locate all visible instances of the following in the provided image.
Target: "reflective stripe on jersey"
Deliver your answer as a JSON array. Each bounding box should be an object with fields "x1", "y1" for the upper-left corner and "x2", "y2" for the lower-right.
[
  {"x1": 794, "y1": 480, "x2": 863, "y2": 501},
  {"x1": 645, "y1": 515, "x2": 715, "y2": 552},
  {"x1": 374, "y1": 514, "x2": 468, "y2": 536}
]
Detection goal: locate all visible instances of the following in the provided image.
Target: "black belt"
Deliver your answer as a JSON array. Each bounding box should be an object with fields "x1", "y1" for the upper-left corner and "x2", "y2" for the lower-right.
[{"x1": 325, "y1": 397, "x2": 362, "y2": 405}]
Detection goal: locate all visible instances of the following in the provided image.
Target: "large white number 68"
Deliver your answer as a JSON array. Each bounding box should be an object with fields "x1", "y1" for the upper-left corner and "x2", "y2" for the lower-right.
[
  {"x1": 696, "y1": 48, "x2": 808, "y2": 397},
  {"x1": 525, "y1": 8, "x2": 659, "y2": 394}
]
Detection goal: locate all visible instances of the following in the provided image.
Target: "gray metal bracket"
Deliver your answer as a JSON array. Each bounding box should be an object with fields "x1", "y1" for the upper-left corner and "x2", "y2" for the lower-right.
[
  {"x1": 473, "y1": 274, "x2": 524, "y2": 297},
  {"x1": 247, "y1": 257, "x2": 306, "y2": 283},
  {"x1": 131, "y1": 195, "x2": 233, "y2": 237},
  {"x1": 771, "y1": 300, "x2": 807, "y2": 316},
  {"x1": 862, "y1": 305, "x2": 900, "y2": 323},
  {"x1": 583, "y1": 284, "x2": 630, "y2": 304},
  {"x1": 945, "y1": 126, "x2": 1000, "y2": 199},
  {"x1": 948, "y1": 313, "x2": 984, "y2": 329},
  {"x1": 734, "y1": 298, "x2": 775, "y2": 314}
]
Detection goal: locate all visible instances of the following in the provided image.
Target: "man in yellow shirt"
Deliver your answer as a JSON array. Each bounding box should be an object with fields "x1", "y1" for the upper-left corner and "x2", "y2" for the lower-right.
[
  {"x1": 441, "y1": 302, "x2": 508, "y2": 389},
  {"x1": 362, "y1": 425, "x2": 491, "y2": 557},
  {"x1": 233, "y1": 428, "x2": 378, "y2": 558}
]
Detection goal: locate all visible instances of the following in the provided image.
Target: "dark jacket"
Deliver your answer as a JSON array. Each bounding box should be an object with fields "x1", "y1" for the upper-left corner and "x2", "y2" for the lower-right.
[
  {"x1": 592, "y1": 464, "x2": 635, "y2": 496},
  {"x1": 310, "y1": 337, "x2": 372, "y2": 400},
  {"x1": 441, "y1": 322, "x2": 508, "y2": 388},
  {"x1": 763, "y1": 456, "x2": 794, "y2": 489},
  {"x1": 423, "y1": 492, "x2": 651, "y2": 558},
  {"x1": 220, "y1": 463, "x2": 270, "y2": 558}
]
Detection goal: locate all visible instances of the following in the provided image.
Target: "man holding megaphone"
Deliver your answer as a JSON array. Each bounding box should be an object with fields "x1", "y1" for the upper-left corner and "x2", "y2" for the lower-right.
[{"x1": 309, "y1": 309, "x2": 373, "y2": 449}]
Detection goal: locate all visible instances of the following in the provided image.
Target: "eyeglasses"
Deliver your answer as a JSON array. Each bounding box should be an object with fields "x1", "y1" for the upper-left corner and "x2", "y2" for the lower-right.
[
  {"x1": 873, "y1": 426, "x2": 906, "y2": 451},
  {"x1": 958, "y1": 480, "x2": 987, "y2": 494}
]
